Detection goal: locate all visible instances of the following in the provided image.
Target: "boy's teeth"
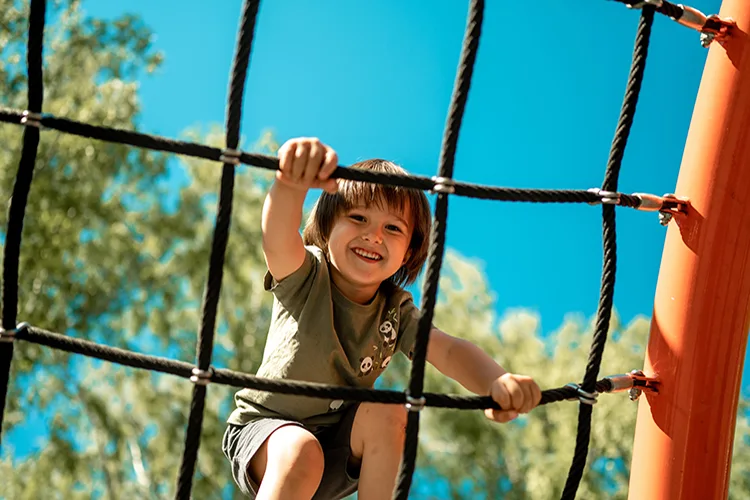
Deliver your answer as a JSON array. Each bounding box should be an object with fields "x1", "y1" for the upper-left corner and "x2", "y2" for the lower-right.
[{"x1": 354, "y1": 248, "x2": 381, "y2": 260}]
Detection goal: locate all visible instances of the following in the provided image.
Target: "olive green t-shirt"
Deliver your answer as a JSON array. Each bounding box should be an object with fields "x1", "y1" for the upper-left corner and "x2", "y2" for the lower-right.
[{"x1": 227, "y1": 245, "x2": 421, "y2": 427}]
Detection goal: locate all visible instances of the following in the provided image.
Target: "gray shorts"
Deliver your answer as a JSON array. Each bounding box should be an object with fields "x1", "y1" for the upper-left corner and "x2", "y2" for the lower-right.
[{"x1": 222, "y1": 403, "x2": 360, "y2": 499}]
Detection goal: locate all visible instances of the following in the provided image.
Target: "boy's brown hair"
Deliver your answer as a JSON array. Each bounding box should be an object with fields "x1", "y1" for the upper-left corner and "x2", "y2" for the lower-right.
[{"x1": 302, "y1": 159, "x2": 432, "y2": 287}]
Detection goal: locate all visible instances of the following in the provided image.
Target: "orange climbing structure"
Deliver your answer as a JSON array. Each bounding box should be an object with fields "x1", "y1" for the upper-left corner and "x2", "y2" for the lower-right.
[{"x1": 628, "y1": 0, "x2": 750, "y2": 498}]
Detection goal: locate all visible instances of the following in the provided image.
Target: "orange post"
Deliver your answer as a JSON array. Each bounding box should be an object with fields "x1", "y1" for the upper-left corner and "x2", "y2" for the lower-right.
[{"x1": 628, "y1": 1, "x2": 750, "y2": 499}]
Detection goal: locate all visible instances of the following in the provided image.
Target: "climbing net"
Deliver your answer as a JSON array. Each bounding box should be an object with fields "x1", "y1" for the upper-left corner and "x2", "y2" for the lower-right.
[{"x1": 0, "y1": 0, "x2": 734, "y2": 498}]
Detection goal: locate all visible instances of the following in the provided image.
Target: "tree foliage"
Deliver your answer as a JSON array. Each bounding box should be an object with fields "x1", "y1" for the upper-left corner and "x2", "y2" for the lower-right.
[
  {"x1": 381, "y1": 253, "x2": 750, "y2": 500},
  {"x1": 1, "y1": 1, "x2": 275, "y2": 497},
  {"x1": 1, "y1": 2, "x2": 749, "y2": 499}
]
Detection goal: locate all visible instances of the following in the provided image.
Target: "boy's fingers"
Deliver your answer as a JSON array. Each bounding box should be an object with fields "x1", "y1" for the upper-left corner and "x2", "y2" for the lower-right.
[
  {"x1": 314, "y1": 178, "x2": 338, "y2": 193},
  {"x1": 319, "y1": 148, "x2": 339, "y2": 180},
  {"x1": 504, "y1": 375, "x2": 525, "y2": 411},
  {"x1": 509, "y1": 375, "x2": 532, "y2": 414},
  {"x1": 533, "y1": 382, "x2": 542, "y2": 407},
  {"x1": 304, "y1": 139, "x2": 324, "y2": 185},
  {"x1": 520, "y1": 380, "x2": 535, "y2": 414},
  {"x1": 321, "y1": 178, "x2": 338, "y2": 193},
  {"x1": 485, "y1": 408, "x2": 518, "y2": 423},
  {"x1": 291, "y1": 140, "x2": 311, "y2": 181},
  {"x1": 490, "y1": 381, "x2": 511, "y2": 410},
  {"x1": 523, "y1": 379, "x2": 542, "y2": 412},
  {"x1": 277, "y1": 141, "x2": 296, "y2": 179}
]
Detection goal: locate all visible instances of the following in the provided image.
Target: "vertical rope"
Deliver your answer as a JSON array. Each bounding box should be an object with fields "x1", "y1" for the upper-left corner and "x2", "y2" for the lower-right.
[
  {"x1": 393, "y1": 1, "x2": 484, "y2": 498},
  {"x1": 560, "y1": 7, "x2": 654, "y2": 499},
  {"x1": 174, "y1": 1, "x2": 260, "y2": 498},
  {"x1": 0, "y1": 0, "x2": 46, "y2": 450}
]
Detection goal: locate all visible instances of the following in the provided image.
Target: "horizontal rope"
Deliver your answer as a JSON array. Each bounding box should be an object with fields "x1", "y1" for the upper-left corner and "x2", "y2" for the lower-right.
[
  {"x1": 0, "y1": 107, "x2": 646, "y2": 207},
  {"x1": 11, "y1": 324, "x2": 615, "y2": 410}
]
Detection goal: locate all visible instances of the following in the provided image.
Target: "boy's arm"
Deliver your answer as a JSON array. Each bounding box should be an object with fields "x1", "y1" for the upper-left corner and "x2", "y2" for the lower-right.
[
  {"x1": 261, "y1": 138, "x2": 338, "y2": 281},
  {"x1": 261, "y1": 182, "x2": 307, "y2": 281},
  {"x1": 426, "y1": 327, "x2": 506, "y2": 395},
  {"x1": 426, "y1": 327, "x2": 541, "y2": 422}
]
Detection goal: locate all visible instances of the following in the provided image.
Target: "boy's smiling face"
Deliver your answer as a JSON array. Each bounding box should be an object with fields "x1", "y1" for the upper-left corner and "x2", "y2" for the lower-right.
[{"x1": 326, "y1": 201, "x2": 413, "y2": 304}]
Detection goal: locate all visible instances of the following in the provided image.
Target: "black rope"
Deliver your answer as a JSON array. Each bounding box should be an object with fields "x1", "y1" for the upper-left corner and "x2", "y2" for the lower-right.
[
  {"x1": 0, "y1": 0, "x2": 46, "y2": 451},
  {"x1": 561, "y1": 6, "x2": 654, "y2": 499},
  {"x1": 8, "y1": 324, "x2": 616, "y2": 409},
  {"x1": 395, "y1": 1, "x2": 484, "y2": 498},
  {"x1": 0, "y1": 107, "x2": 649, "y2": 207},
  {"x1": 174, "y1": 1, "x2": 260, "y2": 498},
  {"x1": 0, "y1": 0, "x2": 670, "y2": 497}
]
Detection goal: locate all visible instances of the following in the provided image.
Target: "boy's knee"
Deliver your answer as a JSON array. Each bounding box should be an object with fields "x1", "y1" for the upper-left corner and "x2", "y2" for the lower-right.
[
  {"x1": 357, "y1": 403, "x2": 408, "y2": 441},
  {"x1": 264, "y1": 425, "x2": 325, "y2": 484}
]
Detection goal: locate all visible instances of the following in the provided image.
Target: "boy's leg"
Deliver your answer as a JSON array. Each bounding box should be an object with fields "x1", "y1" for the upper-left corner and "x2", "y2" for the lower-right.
[
  {"x1": 349, "y1": 402, "x2": 408, "y2": 500},
  {"x1": 249, "y1": 424, "x2": 325, "y2": 500}
]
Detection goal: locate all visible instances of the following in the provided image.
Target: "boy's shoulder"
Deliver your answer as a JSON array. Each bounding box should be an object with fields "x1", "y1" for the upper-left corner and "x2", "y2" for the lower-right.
[
  {"x1": 305, "y1": 244, "x2": 326, "y2": 259},
  {"x1": 263, "y1": 244, "x2": 328, "y2": 294}
]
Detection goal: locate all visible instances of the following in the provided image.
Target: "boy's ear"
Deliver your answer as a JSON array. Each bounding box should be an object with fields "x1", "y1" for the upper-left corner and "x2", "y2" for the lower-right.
[{"x1": 402, "y1": 249, "x2": 412, "y2": 265}]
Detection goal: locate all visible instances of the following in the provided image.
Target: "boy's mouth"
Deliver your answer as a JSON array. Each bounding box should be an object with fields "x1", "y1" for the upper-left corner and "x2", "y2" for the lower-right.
[{"x1": 352, "y1": 247, "x2": 383, "y2": 262}]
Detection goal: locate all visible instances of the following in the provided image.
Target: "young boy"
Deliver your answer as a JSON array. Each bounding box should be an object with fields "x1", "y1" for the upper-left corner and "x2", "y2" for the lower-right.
[{"x1": 223, "y1": 137, "x2": 542, "y2": 499}]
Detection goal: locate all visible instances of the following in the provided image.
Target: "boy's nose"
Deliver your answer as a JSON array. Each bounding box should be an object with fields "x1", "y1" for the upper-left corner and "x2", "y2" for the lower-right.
[{"x1": 362, "y1": 229, "x2": 383, "y2": 244}]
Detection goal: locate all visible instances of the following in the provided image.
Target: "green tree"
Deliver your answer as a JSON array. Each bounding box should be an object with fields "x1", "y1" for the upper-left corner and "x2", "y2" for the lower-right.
[
  {"x1": 2, "y1": 2, "x2": 749, "y2": 499},
  {"x1": 0, "y1": 1, "x2": 276, "y2": 498},
  {"x1": 381, "y1": 251, "x2": 750, "y2": 499}
]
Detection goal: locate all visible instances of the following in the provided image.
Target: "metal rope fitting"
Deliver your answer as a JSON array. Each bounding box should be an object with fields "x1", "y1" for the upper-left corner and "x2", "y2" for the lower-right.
[
  {"x1": 663, "y1": 4, "x2": 735, "y2": 47},
  {"x1": 634, "y1": 192, "x2": 689, "y2": 220},
  {"x1": 698, "y1": 14, "x2": 736, "y2": 47},
  {"x1": 628, "y1": 369, "x2": 660, "y2": 401},
  {"x1": 660, "y1": 193, "x2": 688, "y2": 213},
  {"x1": 677, "y1": 5, "x2": 710, "y2": 31},
  {"x1": 405, "y1": 393, "x2": 427, "y2": 412},
  {"x1": 431, "y1": 176, "x2": 456, "y2": 195},
  {"x1": 219, "y1": 148, "x2": 241, "y2": 165},
  {"x1": 633, "y1": 192, "x2": 665, "y2": 212},
  {"x1": 0, "y1": 322, "x2": 29, "y2": 343},
  {"x1": 588, "y1": 188, "x2": 621, "y2": 205},
  {"x1": 20, "y1": 110, "x2": 42, "y2": 128},
  {"x1": 603, "y1": 370, "x2": 659, "y2": 400},
  {"x1": 604, "y1": 373, "x2": 635, "y2": 392},
  {"x1": 566, "y1": 383, "x2": 598, "y2": 405},
  {"x1": 190, "y1": 367, "x2": 214, "y2": 386}
]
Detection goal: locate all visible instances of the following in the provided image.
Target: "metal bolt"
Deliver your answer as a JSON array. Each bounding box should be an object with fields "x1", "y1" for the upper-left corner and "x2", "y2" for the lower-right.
[
  {"x1": 629, "y1": 387, "x2": 643, "y2": 401},
  {"x1": 700, "y1": 32, "x2": 715, "y2": 47},
  {"x1": 658, "y1": 212, "x2": 673, "y2": 226}
]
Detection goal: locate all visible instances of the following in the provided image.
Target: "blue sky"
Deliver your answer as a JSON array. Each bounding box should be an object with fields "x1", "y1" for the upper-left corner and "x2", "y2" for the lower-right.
[
  {"x1": 83, "y1": 0, "x2": 736, "y2": 368},
  {"x1": 5, "y1": 0, "x2": 742, "y2": 491}
]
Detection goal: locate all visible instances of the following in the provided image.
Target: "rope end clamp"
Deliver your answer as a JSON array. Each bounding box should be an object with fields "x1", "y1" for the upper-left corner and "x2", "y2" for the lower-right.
[
  {"x1": 633, "y1": 192, "x2": 689, "y2": 225},
  {"x1": 627, "y1": 1, "x2": 735, "y2": 48},
  {"x1": 605, "y1": 369, "x2": 660, "y2": 401},
  {"x1": 678, "y1": 7, "x2": 736, "y2": 48}
]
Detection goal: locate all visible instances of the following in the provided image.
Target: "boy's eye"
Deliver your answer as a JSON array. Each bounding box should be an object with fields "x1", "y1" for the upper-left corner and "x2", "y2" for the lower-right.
[
  {"x1": 386, "y1": 224, "x2": 403, "y2": 233},
  {"x1": 349, "y1": 214, "x2": 365, "y2": 222}
]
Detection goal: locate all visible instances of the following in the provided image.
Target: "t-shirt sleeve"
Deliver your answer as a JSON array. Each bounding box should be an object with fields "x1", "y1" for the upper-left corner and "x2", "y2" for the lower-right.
[
  {"x1": 396, "y1": 294, "x2": 423, "y2": 360},
  {"x1": 263, "y1": 246, "x2": 322, "y2": 318}
]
